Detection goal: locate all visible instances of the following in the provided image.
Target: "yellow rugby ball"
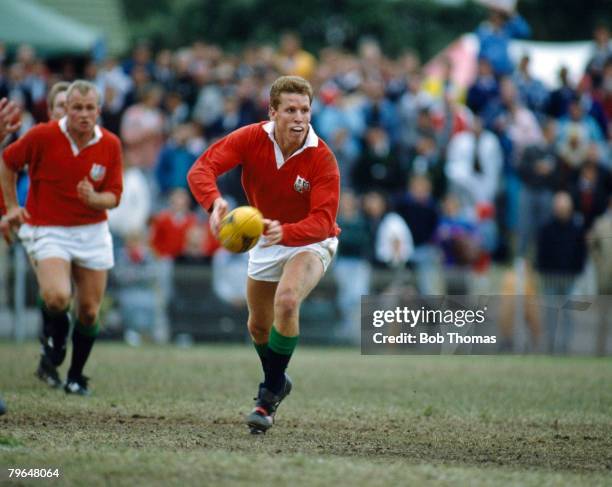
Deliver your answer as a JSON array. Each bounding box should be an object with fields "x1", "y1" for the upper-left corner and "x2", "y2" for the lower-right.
[{"x1": 218, "y1": 206, "x2": 264, "y2": 253}]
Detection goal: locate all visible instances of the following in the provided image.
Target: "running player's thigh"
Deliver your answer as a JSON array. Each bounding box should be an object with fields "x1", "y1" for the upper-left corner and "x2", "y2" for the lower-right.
[
  {"x1": 276, "y1": 251, "x2": 324, "y2": 303},
  {"x1": 247, "y1": 277, "x2": 277, "y2": 324},
  {"x1": 71, "y1": 264, "x2": 108, "y2": 309},
  {"x1": 36, "y1": 258, "x2": 72, "y2": 299}
]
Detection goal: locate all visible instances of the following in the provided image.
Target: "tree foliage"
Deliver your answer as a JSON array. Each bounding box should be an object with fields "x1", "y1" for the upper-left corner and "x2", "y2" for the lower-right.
[{"x1": 121, "y1": 0, "x2": 612, "y2": 59}]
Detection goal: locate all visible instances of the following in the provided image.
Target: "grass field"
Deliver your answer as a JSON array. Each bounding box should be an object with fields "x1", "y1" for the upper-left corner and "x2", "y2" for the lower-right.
[{"x1": 0, "y1": 341, "x2": 611, "y2": 486}]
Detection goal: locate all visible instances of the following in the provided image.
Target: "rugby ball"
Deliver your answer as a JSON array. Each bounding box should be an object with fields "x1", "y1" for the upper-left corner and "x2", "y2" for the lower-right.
[{"x1": 218, "y1": 206, "x2": 264, "y2": 253}]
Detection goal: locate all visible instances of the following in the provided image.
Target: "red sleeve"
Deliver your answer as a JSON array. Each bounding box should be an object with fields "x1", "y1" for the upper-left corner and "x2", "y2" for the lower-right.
[
  {"x1": 2, "y1": 125, "x2": 44, "y2": 171},
  {"x1": 101, "y1": 136, "x2": 124, "y2": 204},
  {"x1": 187, "y1": 125, "x2": 251, "y2": 212},
  {"x1": 281, "y1": 151, "x2": 340, "y2": 246}
]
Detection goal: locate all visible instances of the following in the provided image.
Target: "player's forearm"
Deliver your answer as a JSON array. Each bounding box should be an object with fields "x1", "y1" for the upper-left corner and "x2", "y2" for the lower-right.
[
  {"x1": 0, "y1": 157, "x2": 19, "y2": 209},
  {"x1": 87, "y1": 191, "x2": 118, "y2": 210}
]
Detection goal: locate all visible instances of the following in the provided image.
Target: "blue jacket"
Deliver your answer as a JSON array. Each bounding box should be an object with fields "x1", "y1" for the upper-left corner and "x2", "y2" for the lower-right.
[{"x1": 477, "y1": 16, "x2": 531, "y2": 75}]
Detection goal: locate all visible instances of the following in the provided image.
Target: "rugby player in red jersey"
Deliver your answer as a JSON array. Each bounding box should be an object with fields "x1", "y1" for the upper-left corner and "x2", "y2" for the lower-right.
[
  {"x1": 188, "y1": 75, "x2": 341, "y2": 433},
  {"x1": 0, "y1": 81, "x2": 123, "y2": 396}
]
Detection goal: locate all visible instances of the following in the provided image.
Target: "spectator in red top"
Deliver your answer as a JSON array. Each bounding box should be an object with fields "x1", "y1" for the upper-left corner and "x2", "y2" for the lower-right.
[{"x1": 150, "y1": 188, "x2": 198, "y2": 258}]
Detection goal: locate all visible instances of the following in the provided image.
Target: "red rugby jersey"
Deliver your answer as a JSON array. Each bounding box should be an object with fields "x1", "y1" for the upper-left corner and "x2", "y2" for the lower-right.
[
  {"x1": 2, "y1": 119, "x2": 123, "y2": 226},
  {"x1": 187, "y1": 121, "x2": 340, "y2": 247}
]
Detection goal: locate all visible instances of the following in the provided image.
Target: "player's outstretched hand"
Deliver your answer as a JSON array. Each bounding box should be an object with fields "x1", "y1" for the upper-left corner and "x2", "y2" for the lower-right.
[
  {"x1": 261, "y1": 219, "x2": 282, "y2": 247},
  {"x1": 210, "y1": 197, "x2": 229, "y2": 237},
  {"x1": 0, "y1": 98, "x2": 22, "y2": 140}
]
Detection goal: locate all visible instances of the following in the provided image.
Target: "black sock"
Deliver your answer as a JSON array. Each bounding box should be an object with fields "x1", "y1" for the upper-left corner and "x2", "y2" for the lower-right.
[
  {"x1": 40, "y1": 302, "x2": 71, "y2": 366},
  {"x1": 40, "y1": 300, "x2": 54, "y2": 341},
  {"x1": 263, "y1": 328, "x2": 298, "y2": 394},
  {"x1": 264, "y1": 348, "x2": 292, "y2": 394},
  {"x1": 68, "y1": 321, "x2": 99, "y2": 380},
  {"x1": 253, "y1": 342, "x2": 268, "y2": 374}
]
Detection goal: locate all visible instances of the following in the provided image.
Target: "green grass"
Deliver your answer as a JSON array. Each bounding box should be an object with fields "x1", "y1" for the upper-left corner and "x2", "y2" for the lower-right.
[{"x1": 0, "y1": 342, "x2": 611, "y2": 486}]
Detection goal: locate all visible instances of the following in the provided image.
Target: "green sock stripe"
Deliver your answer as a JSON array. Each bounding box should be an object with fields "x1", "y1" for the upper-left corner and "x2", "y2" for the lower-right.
[
  {"x1": 75, "y1": 320, "x2": 100, "y2": 338},
  {"x1": 268, "y1": 327, "x2": 298, "y2": 356},
  {"x1": 254, "y1": 342, "x2": 268, "y2": 360}
]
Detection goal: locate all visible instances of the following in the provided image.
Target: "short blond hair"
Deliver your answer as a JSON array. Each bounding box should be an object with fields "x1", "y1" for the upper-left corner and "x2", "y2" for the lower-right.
[
  {"x1": 269, "y1": 76, "x2": 313, "y2": 110},
  {"x1": 47, "y1": 81, "x2": 70, "y2": 111},
  {"x1": 66, "y1": 80, "x2": 100, "y2": 105}
]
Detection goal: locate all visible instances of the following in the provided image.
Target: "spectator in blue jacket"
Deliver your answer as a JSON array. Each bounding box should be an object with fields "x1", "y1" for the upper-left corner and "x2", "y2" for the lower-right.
[
  {"x1": 155, "y1": 123, "x2": 203, "y2": 198},
  {"x1": 476, "y1": 6, "x2": 531, "y2": 77}
]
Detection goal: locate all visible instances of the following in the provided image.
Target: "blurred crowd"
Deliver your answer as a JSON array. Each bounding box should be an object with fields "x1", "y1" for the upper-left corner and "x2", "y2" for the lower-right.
[{"x1": 1, "y1": 9, "x2": 611, "y2": 352}]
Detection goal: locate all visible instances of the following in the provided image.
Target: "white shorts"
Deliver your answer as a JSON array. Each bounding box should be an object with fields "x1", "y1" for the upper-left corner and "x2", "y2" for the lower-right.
[
  {"x1": 248, "y1": 237, "x2": 338, "y2": 282},
  {"x1": 18, "y1": 221, "x2": 114, "y2": 270}
]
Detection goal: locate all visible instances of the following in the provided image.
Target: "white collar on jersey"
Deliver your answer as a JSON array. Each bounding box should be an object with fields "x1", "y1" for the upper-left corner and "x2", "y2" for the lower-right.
[
  {"x1": 262, "y1": 121, "x2": 319, "y2": 169},
  {"x1": 59, "y1": 116, "x2": 103, "y2": 157}
]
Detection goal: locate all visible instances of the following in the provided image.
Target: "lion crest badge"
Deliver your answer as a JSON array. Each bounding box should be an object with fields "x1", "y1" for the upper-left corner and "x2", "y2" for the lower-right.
[
  {"x1": 89, "y1": 164, "x2": 106, "y2": 182},
  {"x1": 293, "y1": 175, "x2": 310, "y2": 193}
]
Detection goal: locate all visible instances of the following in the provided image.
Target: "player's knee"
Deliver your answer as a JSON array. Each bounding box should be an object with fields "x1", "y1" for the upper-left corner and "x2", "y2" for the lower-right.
[
  {"x1": 247, "y1": 318, "x2": 270, "y2": 342},
  {"x1": 76, "y1": 304, "x2": 99, "y2": 326},
  {"x1": 275, "y1": 290, "x2": 300, "y2": 321},
  {"x1": 41, "y1": 290, "x2": 71, "y2": 312}
]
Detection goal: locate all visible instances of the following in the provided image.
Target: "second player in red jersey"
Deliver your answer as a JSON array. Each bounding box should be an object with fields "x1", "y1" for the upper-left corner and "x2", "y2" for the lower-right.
[{"x1": 0, "y1": 80, "x2": 123, "y2": 396}]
